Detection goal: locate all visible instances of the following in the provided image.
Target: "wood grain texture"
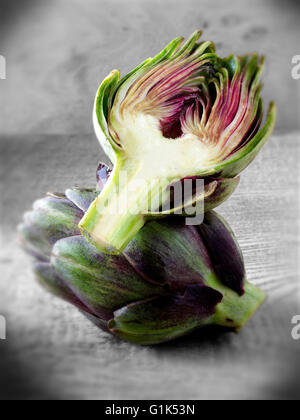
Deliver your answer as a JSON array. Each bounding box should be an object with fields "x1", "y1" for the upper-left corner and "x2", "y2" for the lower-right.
[{"x1": 0, "y1": 132, "x2": 299, "y2": 400}]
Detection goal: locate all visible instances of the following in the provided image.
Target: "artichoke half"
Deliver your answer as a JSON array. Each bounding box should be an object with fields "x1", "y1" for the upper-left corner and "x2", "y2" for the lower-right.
[
  {"x1": 19, "y1": 164, "x2": 265, "y2": 345},
  {"x1": 79, "y1": 30, "x2": 276, "y2": 254}
]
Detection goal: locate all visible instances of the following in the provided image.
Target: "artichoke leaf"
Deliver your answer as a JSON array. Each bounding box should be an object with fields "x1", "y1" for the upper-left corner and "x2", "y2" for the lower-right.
[
  {"x1": 65, "y1": 188, "x2": 100, "y2": 213},
  {"x1": 34, "y1": 262, "x2": 96, "y2": 315},
  {"x1": 109, "y1": 285, "x2": 223, "y2": 345},
  {"x1": 124, "y1": 218, "x2": 214, "y2": 292},
  {"x1": 144, "y1": 176, "x2": 240, "y2": 218},
  {"x1": 51, "y1": 236, "x2": 167, "y2": 318},
  {"x1": 18, "y1": 195, "x2": 83, "y2": 261},
  {"x1": 198, "y1": 210, "x2": 245, "y2": 296}
]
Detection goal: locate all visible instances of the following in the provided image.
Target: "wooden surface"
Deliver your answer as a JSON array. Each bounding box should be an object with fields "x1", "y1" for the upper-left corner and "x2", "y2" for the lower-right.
[
  {"x1": 0, "y1": 0, "x2": 300, "y2": 400},
  {"x1": 0, "y1": 132, "x2": 299, "y2": 400}
]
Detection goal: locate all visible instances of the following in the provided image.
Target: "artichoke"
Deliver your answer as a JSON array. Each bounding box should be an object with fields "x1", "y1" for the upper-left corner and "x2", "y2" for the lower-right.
[
  {"x1": 19, "y1": 164, "x2": 265, "y2": 345},
  {"x1": 79, "y1": 30, "x2": 276, "y2": 254}
]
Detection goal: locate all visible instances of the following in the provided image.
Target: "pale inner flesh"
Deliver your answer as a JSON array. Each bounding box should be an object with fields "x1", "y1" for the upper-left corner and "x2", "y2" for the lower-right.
[
  {"x1": 89, "y1": 112, "x2": 222, "y2": 248},
  {"x1": 111, "y1": 112, "x2": 221, "y2": 178}
]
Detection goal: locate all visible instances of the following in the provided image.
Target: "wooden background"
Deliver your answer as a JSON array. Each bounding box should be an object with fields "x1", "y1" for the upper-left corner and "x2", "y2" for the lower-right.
[{"x1": 0, "y1": 0, "x2": 299, "y2": 400}]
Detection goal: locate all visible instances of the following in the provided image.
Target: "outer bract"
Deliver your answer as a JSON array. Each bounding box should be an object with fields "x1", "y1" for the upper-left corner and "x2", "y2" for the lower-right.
[
  {"x1": 79, "y1": 30, "x2": 276, "y2": 254},
  {"x1": 19, "y1": 164, "x2": 265, "y2": 345}
]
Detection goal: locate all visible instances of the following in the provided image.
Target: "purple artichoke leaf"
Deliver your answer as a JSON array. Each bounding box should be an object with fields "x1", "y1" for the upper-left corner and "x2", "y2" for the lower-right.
[
  {"x1": 203, "y1": 176, "x2": 240, "y2": 212},
  {"x1": 18, "y1": 195, "x2": 82, "y2": 261},
  {"x1": 34, "y1": 262, "x2": 97, "y2": 315},
  {"x1": 143, "y1": 179, "x2": 218, "y2": 218},
  {"x1": 215, "y1": 102, "x2": 277, "y2": 178},
  {"x1": 31, "y1": 195, "x2": 83, "y2": 230},
  {"x1": 144, "y1": 176, "x2": 239, "y2": 218},
  {"x1": 18, "y1": 223, "x2": 53, "y2": 262},
  {"x1": 81, "y1": 311, "x2": 110, "y2": 332},
  {"x1": 108, "y1": 285, "x2": 223, "y2": 345},
  {"x1": 51, "y1": 235, "x2": 167, "y2": 319},
  {"x1": 35, "y1": 261, "x2": 111, "y2": 331},
  {"x1": 124, "y1": 218, "x2": 215, "y2": 293},
  {"x1": 199, "y1": 211, "x2": 245, "y2": 296}
]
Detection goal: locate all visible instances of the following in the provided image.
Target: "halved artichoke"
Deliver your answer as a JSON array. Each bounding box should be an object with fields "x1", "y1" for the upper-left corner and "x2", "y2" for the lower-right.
[
  {"x1": 19, "y1": 164, "x2": 265, "y2": 345},
  {"x1": 79, "y1": 30, "x2": 276, "y2": 254}
]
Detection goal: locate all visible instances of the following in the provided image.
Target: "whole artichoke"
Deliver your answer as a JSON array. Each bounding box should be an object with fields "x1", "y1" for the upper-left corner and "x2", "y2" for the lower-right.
[
  {"x1": 19, "y1": 164, "x2": 265, "y2": 345},
  {"x1": 79, "y1": 30, "x2": 276, "y2": 254}
]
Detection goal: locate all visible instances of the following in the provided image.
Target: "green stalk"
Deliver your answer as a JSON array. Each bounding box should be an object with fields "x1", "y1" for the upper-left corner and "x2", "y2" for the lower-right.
[
  {"x1": 210, "y1": 280, "x2": 266, "y2": 329},
  {"x1": 79, "y1": 159, "x2": 172, "y2": 254}
]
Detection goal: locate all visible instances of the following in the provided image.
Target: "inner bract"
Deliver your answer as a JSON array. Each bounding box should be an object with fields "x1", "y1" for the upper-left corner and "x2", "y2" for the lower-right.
[{"x1": 110, "y1": 48, "x2": 264, "y2": 177}]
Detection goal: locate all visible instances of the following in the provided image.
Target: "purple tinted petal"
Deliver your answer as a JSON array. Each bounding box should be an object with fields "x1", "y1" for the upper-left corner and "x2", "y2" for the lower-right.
[
  {"x1": 51, "y1": 235, "x2": 166, "y2": 319},
  {"x1": 109, "y1": 285, "x2": 223, "y2": 344},
  {"x1": 198, "y1": 211, "x2": 245, "y2": 295},
  {"x1": 34, "y1": 262, "x2": 101, "y2": 317},
  {"x1": 203, "y1": 177, "x2": 240, "y2": 212},
  {"x1": 18, "y1": 223, "x2": 52, "y2": 262},
  {"x1": 124, "y1": 218, "x2": 214, "y2": 292},
  {"x1": 19, "y1": 195, "x2": 82, "y2": 261}
]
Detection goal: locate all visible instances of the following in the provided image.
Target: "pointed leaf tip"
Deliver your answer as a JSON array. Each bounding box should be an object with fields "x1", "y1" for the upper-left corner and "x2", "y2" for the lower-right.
[
  {"x1": 199, "y1": 211, "x2": 245, "y2": 296},
  {"x1": 65, "y1": 188, "x2": 99, "y2": 212},
  {"x1": 109, "y1": 284, "x2": 223, "y2": 345}
]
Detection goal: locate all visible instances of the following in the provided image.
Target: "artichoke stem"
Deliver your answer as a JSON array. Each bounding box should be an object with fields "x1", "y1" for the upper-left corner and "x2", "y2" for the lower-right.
[
  {"x1": 211, "y1": 281, "x2": 266, "y2": 330},
  {"x1": 79, "y1": 159, "x2": 172, "y2": 254}
]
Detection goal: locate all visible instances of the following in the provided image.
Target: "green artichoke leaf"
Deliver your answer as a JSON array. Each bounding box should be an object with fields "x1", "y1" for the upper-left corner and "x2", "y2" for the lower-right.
[
  {"x1": 34, "y1": 262, "x2": 94, "y2": 314},
  {"x1": 65, "y1": 188, "x2": 100, "y2": 212},
  {"x1": 93, "y1": 69, "x2": 121, "y2": 164},
  {"x1": 19, "y1": 194, "x2": 83, "y2": 261},
  {"x1": 34, "y1": 262, "x2": 110, "y2": 330},
  {"x1": 51, "y1": 235, "x2": 167, "y2": 319}
]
